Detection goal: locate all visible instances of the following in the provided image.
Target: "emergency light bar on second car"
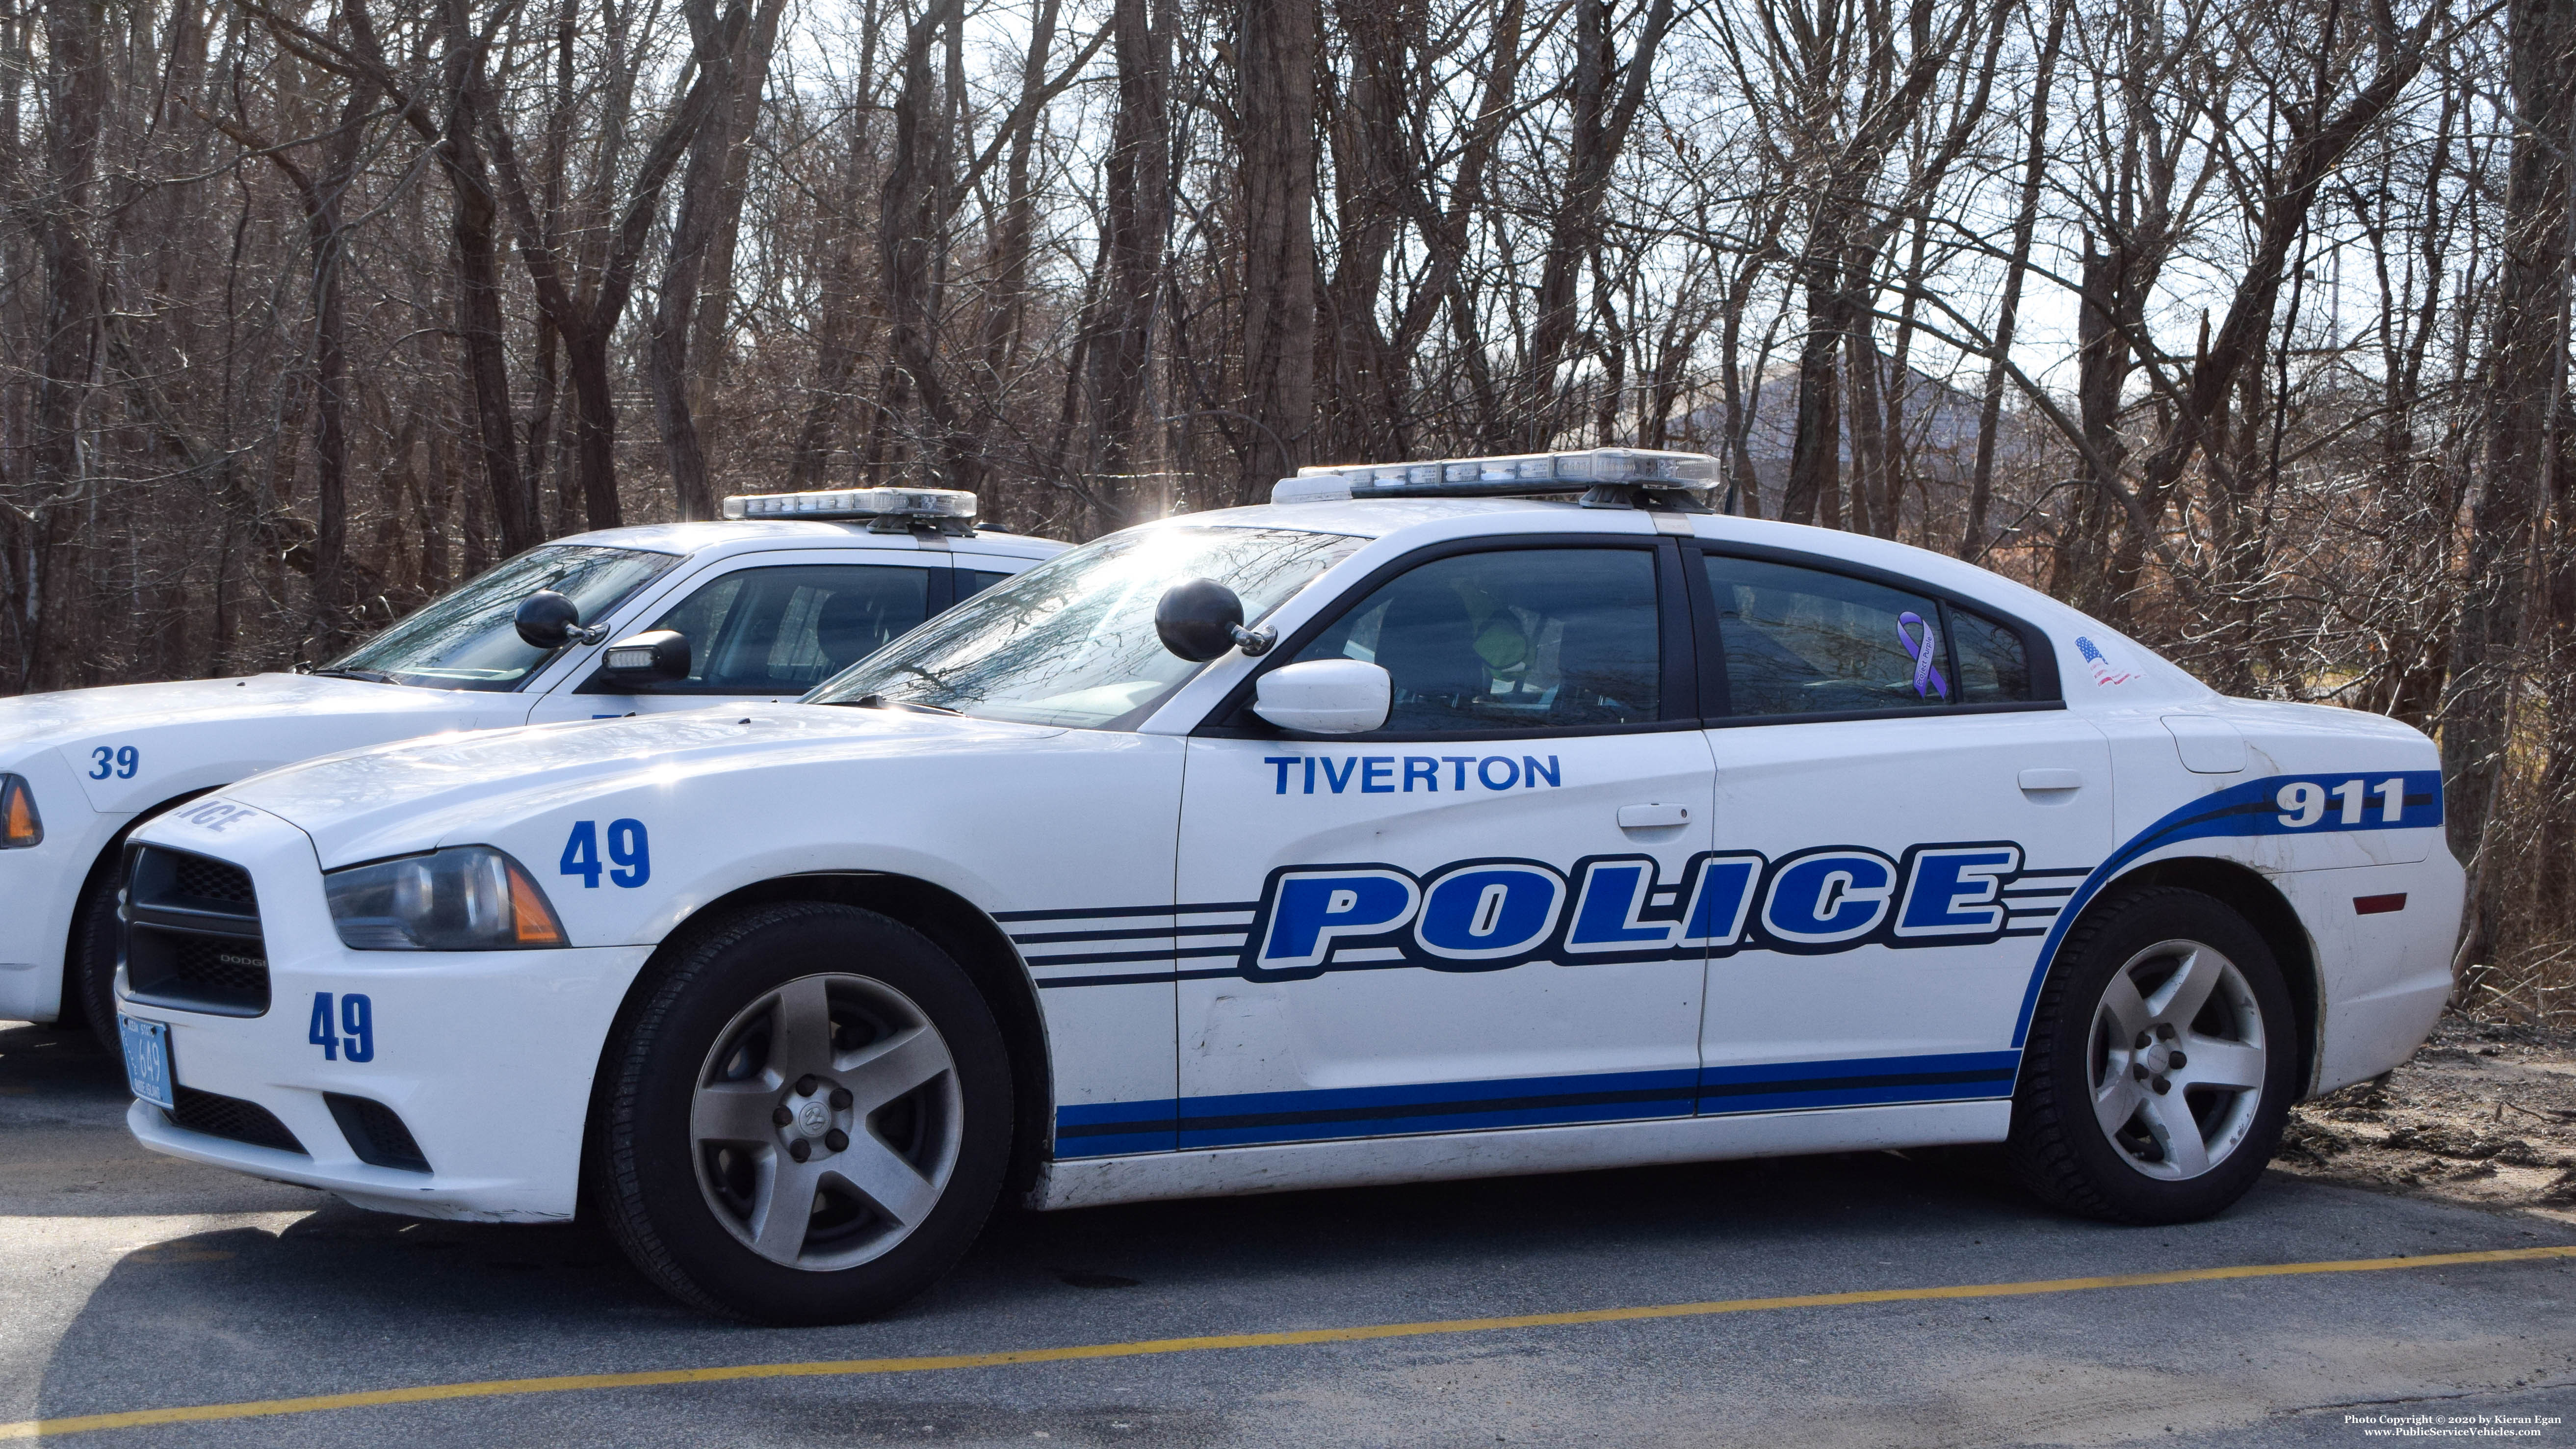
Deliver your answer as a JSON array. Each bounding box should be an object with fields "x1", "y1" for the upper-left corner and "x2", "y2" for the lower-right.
[
  {"x1": 1271, "y1": 447, "x2": 1720, "y2": 506},
  {"x1": 721, "y1": 486, "x2": 980, "y2": 533}
]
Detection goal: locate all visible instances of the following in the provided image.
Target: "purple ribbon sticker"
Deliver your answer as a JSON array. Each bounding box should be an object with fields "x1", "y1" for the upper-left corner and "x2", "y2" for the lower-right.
[{"x1": 1897, "y1": 611, "x2": 1948, "y2": 700}]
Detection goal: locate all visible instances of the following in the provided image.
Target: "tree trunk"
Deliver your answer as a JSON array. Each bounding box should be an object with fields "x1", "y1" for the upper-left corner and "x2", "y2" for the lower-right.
[
  {"x1": 1964, "y1": 0, "x2": 2067, "y2": 558},
  {"x1": 2450, "y1": 0, "x2": 2576, "y2": 930},
  {"x1": 28, "y1": 0, "x2": 107, "y2": 690},
  {"x1": 1236, "y1": 0, "x2": 1319, "y2": 499},
  {"x1": 1088, "y1": 0, "x2": 1172, "y2": 524}
]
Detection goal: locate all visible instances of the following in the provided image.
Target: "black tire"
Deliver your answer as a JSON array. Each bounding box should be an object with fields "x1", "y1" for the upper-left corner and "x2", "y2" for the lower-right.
[
  {"x1": 592, "y1": 901, "x2": 1013, "y2": 1324},
  {"x1": 67, "y1": 860, "x2": 122, "y2": 1053},
  {"x1": 2006, "y1": 886, "x2": 2298, "y2": 1225}
]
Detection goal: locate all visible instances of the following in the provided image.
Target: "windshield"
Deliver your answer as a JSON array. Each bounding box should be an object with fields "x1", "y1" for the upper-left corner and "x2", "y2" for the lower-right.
[
  {"x1": 323, "y1": 545, "x2": 679, "y2": 691},
  {"x1": 811, "y1": 526, "x2": 1362, "y2": 727}
]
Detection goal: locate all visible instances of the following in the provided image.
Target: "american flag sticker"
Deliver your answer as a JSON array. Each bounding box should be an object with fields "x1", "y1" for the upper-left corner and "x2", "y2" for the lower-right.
[{"x1": 2076, "y1": 636, "x2": 2137, "y2": 686}]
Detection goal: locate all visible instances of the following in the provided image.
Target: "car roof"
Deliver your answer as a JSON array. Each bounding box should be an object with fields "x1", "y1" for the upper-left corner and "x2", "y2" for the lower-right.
[
  {"x1": 1159, "y1": 496, "x2": 2084, "y2": 634},
  {"x1": 552, "y1": 519, "x2": 1066, "y2": 561}
]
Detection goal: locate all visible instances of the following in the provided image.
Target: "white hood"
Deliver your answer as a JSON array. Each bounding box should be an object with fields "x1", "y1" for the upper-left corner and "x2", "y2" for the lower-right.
[{"x1": 221, "y1": 703, "x2": 1066, "y2": 868}]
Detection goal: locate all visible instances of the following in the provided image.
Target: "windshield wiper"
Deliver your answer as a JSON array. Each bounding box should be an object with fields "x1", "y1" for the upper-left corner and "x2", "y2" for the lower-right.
[
  {"x1": 830, "y1": 694, "x2": 962, "y2": 716},
  {"x1": 308, "y1": 667, "x2": 394, "y2": 683}
]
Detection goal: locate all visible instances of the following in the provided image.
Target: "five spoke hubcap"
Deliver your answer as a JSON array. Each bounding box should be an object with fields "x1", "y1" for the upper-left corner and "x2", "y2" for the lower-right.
[
  {"x1": 691, "y1": 973, "x2": 963, "y2": 1271},
  {"x1": 2086, "y1": 939, "x2": 2267, "y2": 1182}
]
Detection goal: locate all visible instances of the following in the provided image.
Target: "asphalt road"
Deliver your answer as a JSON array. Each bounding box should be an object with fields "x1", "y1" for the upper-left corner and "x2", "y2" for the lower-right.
[{"x1": 5, "y1": 1018, "x2": 2574, "y2": 1448}]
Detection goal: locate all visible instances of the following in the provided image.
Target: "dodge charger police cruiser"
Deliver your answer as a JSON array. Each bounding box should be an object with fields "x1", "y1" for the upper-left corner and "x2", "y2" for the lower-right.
[
  {"x1": 113, "y1": 449, "x2": 2461, "y2": 1324},
  {"x1": 0, "y1": 488, "x2": 1057, "y2": 1047}
]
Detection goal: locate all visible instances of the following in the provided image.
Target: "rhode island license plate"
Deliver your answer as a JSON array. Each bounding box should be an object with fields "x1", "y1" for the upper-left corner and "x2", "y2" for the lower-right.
[{"x1": 118, "y1": 1014, "x2": 174, "y2": 1109}]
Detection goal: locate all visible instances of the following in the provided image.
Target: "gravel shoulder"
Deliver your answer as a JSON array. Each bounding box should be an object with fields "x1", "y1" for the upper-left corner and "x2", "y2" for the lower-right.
[{"x1": 2276, "y1": 1014, "x2": 2576, "y2": 1224}]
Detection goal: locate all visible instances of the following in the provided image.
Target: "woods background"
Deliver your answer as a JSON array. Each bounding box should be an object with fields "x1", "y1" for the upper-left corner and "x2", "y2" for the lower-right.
[{"x1": 0, "y1": 0, "x2": 2569, "y2": 1015}]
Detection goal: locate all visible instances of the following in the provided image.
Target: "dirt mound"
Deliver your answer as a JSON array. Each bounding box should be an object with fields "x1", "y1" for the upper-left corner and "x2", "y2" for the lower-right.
[{"x1": 2272, "y1": 1015, "x2": 2576, "y2": 1216}]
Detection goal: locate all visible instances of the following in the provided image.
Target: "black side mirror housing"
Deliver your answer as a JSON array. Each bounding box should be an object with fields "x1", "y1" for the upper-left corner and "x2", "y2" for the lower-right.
[
  {"x1": 515, "y1": 590, "x2": 591, "y2": 649},
  {"x1": 597, "y1": 630, "x2": 691, "y2": 685},
  {"x1": 1156, "y1": 579, "x2": 1250, "y2": 662}
]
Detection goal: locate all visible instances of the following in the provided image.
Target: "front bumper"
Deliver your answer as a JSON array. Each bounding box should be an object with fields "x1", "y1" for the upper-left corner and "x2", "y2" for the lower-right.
[
  {"x1": 0, "y1": 753, "x2": 110, "y2": 1022},
  {"x1": 117, "y1": 802, "x2": 655, "y2": 1220}
]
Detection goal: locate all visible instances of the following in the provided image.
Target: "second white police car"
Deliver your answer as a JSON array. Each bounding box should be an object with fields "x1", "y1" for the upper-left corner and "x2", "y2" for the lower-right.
[
  {"x1": 116, "y1": 448, "x2": 2460, "y2": 1323},
  {"x1": 0, "y1": 489, "x2": 1056, "y2": 1046}
]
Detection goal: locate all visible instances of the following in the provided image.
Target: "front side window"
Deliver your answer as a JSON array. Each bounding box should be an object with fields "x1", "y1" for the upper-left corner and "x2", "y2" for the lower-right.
[
  {"x1": 322, "y1": 545, "x2": 678, "y2": 692},
  {"x1": 614, "y1": 564, "x2": 933, "y2": 694},
  {"x1": 1289, "y1": 547, "x2": 1662, "y2": 733},
  {"x1": 812, "y1": 526, "x2": 1362, "y2": 728},
  {"x1": 1704, "y1": 553, "x2": 2034, "y2": 718}
]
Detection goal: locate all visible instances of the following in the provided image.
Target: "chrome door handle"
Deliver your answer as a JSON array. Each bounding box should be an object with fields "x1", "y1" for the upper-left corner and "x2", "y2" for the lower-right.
[
  {"x1": 1617, "y1": 803, "x2": 1691, "y2": 829},
  {"x1": 2018, "y1": 768, "x2": 2084, "y2": 792}
]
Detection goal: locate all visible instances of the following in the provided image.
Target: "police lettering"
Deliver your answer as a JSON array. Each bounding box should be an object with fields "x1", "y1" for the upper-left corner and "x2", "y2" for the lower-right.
[{"x1": 1238, "y1": 840, "x2": 2044, "y2": 979}]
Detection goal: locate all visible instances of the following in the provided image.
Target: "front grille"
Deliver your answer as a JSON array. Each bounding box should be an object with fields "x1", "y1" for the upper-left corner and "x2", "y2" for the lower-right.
[
  {"x1": 163, "y1": 936, "x2": 267, "y2": 994},
  {"x1": 167, "y1": 1086, "x2": 306, "y2": 1155},
  {"x1": 124, "y1": 845, "x2": 268, "y2": 1016},
  {"x1": 169, "y1": 854, "x2": 255, "y2": 906},
  {"x1": 326, "y1": 1094, "x2": 431, "y2": 1173}
]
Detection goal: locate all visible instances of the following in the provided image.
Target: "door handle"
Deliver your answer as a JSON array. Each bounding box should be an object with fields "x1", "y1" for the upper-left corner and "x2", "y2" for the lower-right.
[
  {"x1": 2018, "y1": 768, "x2": 2084, "y2": 792},
  {"x1": 1617, "y1": 803, "x2": 1691, "y2": 829}
]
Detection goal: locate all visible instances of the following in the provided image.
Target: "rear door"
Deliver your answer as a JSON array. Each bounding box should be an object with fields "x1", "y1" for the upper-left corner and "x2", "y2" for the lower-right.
[
  {"x1": 1171, "y1": 537, "x2": 1717, "y2": 1149},
  {"x1": 1687, "y1": 547, "x2": 2113, "y2": 1116}
]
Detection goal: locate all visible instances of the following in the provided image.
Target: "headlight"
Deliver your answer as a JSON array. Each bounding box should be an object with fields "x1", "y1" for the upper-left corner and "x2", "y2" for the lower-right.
[
  {"x1": 324, "y1": 846, "x2": 569, "y2": 950},
  {"x1": 0, "y1": 775, "x2": 39, "y2": 848}
]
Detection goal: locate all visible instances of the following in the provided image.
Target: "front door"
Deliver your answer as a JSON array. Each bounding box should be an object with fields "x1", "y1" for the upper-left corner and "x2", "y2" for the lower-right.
[
  {"x1": 527, "y1": 558, "x2": 947, "y2": 722},
  {"x1": 1687, "y1": 548, "x2": 2113, "y2": 1117},
  {"x1": 1173, "y1": 540, "x2": 1716, "y2": 1150}
]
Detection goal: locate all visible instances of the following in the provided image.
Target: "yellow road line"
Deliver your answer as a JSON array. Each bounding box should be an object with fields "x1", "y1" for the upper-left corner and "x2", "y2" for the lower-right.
[{"x1": 6, "y1": 1243, "x2": 2572, "y2": 1440}]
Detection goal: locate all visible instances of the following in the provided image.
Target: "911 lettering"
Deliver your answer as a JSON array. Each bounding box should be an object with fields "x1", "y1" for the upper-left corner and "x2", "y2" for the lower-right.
[{"x1": 1241, "y1": 842, "x2": 2052, "y2": 979}]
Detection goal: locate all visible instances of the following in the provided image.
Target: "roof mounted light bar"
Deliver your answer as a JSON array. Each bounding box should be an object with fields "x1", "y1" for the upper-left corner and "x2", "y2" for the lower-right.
[
  {"x1": 721, "y1": 486, "x2": 979, "y2": 534},
  {"x1": 1271, "y1": 448, "x2": 1720, "y2": 509}
]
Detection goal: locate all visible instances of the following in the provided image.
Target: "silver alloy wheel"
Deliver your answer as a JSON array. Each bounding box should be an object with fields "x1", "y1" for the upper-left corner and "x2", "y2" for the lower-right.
[
  {"x1": 2087, "y1": 938, "x2": 2269, "y2": 1181},
  {"x1": 689, "y1": 973, "x2": 964, "y2": 1270}
]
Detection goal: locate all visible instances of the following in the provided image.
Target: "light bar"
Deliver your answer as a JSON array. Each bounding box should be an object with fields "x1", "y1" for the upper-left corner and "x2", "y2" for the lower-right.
[
  {"x1": 1272, "y1": 448, "x2": 1719, "y2": 504},
  {"x1": 721, "y1": 487, "x2": 979, "y2": 525}
]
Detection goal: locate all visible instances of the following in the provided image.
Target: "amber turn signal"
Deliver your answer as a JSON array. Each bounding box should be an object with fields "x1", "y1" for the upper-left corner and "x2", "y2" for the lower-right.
[
  {"x1": 506, "y1": 857, "x2": 568, "y2": 946},
  {"x1": 0, "y1": 775, "x2": 40, "y2": 848}
]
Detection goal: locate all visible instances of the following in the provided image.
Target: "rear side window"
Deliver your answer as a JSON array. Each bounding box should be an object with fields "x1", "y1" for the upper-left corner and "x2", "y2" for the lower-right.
[
  {"x1": 1702, "y1": 554, "x2": 2031, "y2": 718},
  {"x1": 1949, "y1": 606, "x2": 2032, "y2": 704}
]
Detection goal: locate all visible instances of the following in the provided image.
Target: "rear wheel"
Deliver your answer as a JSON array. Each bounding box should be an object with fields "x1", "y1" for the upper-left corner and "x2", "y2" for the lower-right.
[
  {"x1": 593, "y1": 902, "x2": 1012, "y2": 1323},
  {"x1": 2007, "y1": 886, "x2": 2297, "y2": 1224}
]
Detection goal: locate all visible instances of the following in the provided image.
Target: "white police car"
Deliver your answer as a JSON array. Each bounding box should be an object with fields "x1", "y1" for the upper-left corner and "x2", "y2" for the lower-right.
[
  {"x1": 0, "y1": 488, "x2": 1057, "y2": 1047},
  {"x1": 114, "y1": 449, "x2": 2461, "y2": 1324}
]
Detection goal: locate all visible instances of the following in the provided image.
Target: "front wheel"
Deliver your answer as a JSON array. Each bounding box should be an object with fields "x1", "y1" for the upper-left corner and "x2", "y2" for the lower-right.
[
  {"x1": 592, "y1": 902, "x2": 1014, "y2": 1323},
  {"x1": 67, "y1": 860, "x2": 123, "y2": 1052},
  {"x1": 2006, "y1": 886, "x2": 2298, "y2": 1224}
]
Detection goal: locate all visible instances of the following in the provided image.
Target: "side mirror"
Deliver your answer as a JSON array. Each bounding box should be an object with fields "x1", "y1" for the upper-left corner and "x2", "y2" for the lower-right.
[
  {"x1": 1156, "y1": 578, "x2": 1274, "y2": 661},
  {"x1": 597, "y1": 630, "x2": 690, "y2": 686},
  {"x1": 515, "y1": 590, "x2": 602, "y2": 649},
  {"x1": 1252, "y1": 659, "x2": 1390, "y2": 734}
]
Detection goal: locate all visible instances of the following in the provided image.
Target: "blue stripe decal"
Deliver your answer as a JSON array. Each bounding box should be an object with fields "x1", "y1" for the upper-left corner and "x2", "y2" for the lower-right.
[
  {"x1": 1695, "y1": 1050, "x2": 2019, "y2": 1115},
  {"x1": 1173, "y1": 1067, "x2": 1700, "y2": 1150},
  {"x1": 1055, "y1": 1098, "x2": 1179, "y2": 1158},
  {"x1": 2005, "y1": 769, "x2": 2443, "y2": 1048},
  {"x1": 1054, "y1": 1053, "x2": 2018, "y2": 1158}
]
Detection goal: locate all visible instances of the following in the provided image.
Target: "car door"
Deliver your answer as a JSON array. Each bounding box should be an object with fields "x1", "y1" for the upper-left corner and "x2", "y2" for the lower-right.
[
  {"x1": 1172, "y1": 537, "x2": 1716, "y2": 1149},
  {"x1": 525, "y1": 555, "x2": 953, "y2": 722},
  {"x1": 1687, "y1": 547, "x2": 2113, "y2": 1117}
]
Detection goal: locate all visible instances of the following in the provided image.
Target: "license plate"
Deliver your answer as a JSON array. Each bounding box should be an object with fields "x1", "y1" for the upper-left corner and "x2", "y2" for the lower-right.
[{"x1": 118, "y1": 1014, "x2": 174, "y2": 1109}]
